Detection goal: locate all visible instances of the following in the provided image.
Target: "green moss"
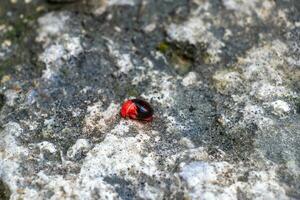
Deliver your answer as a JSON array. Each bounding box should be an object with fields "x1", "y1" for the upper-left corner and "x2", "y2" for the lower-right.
[
  {"x1": 126, "y1": 86, "x2": 139, "y2": 97},
  {"x1": 156, "y1": 40, "x2": 211, "y2": 75},
  {"x1": 113, "y1": 82, "x2": 121, "y2": 95},
  {"x1": 201, "y1": 51, "x2": 211, "y2": 64},
  {"x1": 2, "y1": 5, "x2": 45, "y2": 42},
  {"x1": 0, "y1": 9, "x2": 47, "y2": 78},
  {"x1": 0, "y1": 59, "x2": 14, "y2": 78},
  {"x1": 157, "y1": 42, "x2": 170, "y2": 54},
  {"x1": 170, "y1": 53, "x2": 192, "y2": 75},
  {"x1": 0, "y1": 180, "x2": 11, "y2": 200},
  {"x1": 33, "y1": 59, "x2": 46, "y2": 75},
  {"x1": 60, "y1": 67, "x2": 69, "y2": 77},
  {"x1": 156, "y1": 41, "x2": 194, "y2": 75},
  {"x1": 113, "y1": 81, "x2": 140, "y2": 97},
  {"x1": 3, "y1": 19, "x2": 27, "y2": 43}
]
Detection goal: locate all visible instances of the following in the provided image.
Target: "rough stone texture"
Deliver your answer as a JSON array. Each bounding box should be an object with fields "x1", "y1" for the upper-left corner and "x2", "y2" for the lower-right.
[{"x1": 0, "y1": 0, "x2": 299, "y2": 199}]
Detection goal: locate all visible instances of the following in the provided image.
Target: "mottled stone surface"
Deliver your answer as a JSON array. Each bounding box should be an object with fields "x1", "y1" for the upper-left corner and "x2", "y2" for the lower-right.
[{"x1": 0, "y1": 0, "x2": 299, "y2": 199}]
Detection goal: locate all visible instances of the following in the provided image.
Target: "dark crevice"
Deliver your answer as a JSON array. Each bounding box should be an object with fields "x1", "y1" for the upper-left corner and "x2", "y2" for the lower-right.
[
  {"x1": 0, "y1": 180, "x2": 11, "y2": 200},
  {"x1": 0, "y1": 94, "x2": 5, "y2": 111}
]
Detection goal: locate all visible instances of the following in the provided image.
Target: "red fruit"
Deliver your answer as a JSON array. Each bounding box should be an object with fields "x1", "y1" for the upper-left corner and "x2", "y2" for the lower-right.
[{"x1": 120, "y1": 99, "x2": 153, "y2": 121}]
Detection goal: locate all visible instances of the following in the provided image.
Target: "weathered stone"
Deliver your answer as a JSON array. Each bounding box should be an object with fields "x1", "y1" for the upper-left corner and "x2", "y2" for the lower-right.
[{"x1": 0, "y1": 0, "x2": 299, "y2": 199}]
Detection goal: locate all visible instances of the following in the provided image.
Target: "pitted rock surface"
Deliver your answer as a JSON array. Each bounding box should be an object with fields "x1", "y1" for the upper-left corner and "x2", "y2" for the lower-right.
[{"x1": 0, "y1": 0, "x2": 299, "y2": 199}]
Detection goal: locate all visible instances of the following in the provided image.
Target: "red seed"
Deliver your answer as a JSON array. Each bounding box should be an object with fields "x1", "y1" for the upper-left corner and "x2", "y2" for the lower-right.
[{"x1": 120, "y1": 99, "x2": 153, "y2": 121}]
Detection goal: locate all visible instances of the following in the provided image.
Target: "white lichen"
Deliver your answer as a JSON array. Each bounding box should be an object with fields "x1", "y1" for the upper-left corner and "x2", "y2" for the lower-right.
[
  {"x1": 40, "y1": 35, "x2": 82, "y2": 80},
  {"x1": 213, "y1": 70, "x2": 242, "y2": 94},
  {"x1": 179, "y1": 161, "x2": 236, "y2": 200},
  {"x1": 167, "y1": 15, "x2": 224, "y2": 63},
  {"x1": 179, "y1": 160, "x2": 289, "y2": 200},
  {"x1": 107, "y1": 0, "x2": 136, "y2": 6},
  {"x1": 181, "y1": 71, "x2": 200, "y2": 87},
  {"x1": 37, "y1": 12, "x2": 82, "y2": 80},
  {"x1": 0, "y1": 123, "x2": 28, "y2": 198},
  {"x1": 83, "y1": 102, "x2": 119, "y2": 133},
  {"x1": 271, "y1": 100, "x2": 291, "y2": 117},
  {"x1": 106, "y1": 39, "x2": 134, "y2": 74},
  {"x1": 67, "y1": 139, "x2": 91, "y2": 159},
  {"x1": 4, "y1": 89, "x2": 19, "y2": 106},
  {"x1": 37, "y1": 141, "x2": 57, "y2": 158},
  {"x1": 81, "y1": 133, "x2": 158, "y2": 177},
  {"x1": 222, "y1": 0, "x2": 275, "y2": 20},
  {"x1": 36, "y1": 12, "x2": 70, "y2": 44}
]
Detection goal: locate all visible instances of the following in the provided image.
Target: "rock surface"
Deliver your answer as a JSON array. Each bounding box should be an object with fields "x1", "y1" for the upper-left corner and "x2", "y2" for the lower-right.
[{"x1": 0, "y1": 0, "x2": 299, "y2": 199}]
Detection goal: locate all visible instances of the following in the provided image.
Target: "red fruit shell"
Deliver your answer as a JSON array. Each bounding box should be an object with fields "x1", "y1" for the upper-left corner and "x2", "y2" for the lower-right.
[{"x1": 120, "y1": 99, "x2": 153, "y2": 121}]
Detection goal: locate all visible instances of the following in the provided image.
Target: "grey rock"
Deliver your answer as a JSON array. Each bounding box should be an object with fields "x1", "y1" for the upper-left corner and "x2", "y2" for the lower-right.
[
  {"x1": 0, "y1": 0, "x2": 299, "y2": 199},
  {"x1": 47, "y1": 0, "x2": 79, "y2": 3}
]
